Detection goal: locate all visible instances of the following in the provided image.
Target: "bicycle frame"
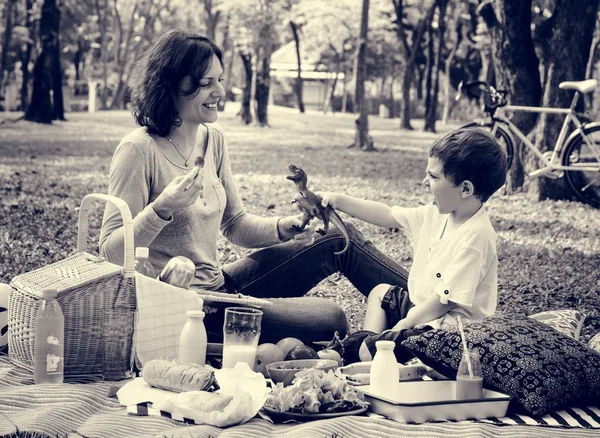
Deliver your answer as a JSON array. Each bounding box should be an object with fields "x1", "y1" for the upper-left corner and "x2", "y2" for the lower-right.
[{"x1": 490, "y1": 93, "x2": 600, "y2": 177}]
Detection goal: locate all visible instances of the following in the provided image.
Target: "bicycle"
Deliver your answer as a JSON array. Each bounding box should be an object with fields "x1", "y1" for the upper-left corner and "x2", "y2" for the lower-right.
[{"x1": 455, "y1": 79, "x2": 600, "y2": 208}]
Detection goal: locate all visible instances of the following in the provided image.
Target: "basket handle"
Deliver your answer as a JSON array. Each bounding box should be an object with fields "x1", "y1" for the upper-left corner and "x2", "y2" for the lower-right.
[{"x1": 78, "y1": 193, "x2": 135, "y2": 278}]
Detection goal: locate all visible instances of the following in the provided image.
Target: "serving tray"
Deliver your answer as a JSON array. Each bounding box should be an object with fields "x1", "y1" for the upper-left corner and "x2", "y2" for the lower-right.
[{"x1": 361, "y1": 380, "x2": 510, "y2": 423}]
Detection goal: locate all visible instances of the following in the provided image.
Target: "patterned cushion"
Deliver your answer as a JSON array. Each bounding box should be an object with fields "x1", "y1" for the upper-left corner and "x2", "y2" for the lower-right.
[
  {"x1": 528, "y1": 309, "x2": 585, "y2": 340},
  {"x1": 590, "y1": 332, "x2": 600, "y2": 354},
  {"x1": 401, "y1": 316, "x2": 600, "y2": 416}
]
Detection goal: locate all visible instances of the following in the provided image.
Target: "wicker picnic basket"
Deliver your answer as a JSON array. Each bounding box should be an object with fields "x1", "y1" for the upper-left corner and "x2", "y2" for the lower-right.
[{"x1": 8, "y1": 194, "x2": 136, "y2": 380}]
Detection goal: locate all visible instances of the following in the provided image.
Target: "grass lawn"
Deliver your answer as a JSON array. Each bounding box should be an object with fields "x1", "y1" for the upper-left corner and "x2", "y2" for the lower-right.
[{"x1": 1, "y1": 104, "x2": 599, "y2": 342}]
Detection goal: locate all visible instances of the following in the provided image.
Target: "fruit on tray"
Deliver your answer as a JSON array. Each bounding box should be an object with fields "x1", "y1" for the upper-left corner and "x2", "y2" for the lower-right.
[
  {"x1": 317, "y1": 348, "x2": 343, "y2": 366},
  {"x1": 254, "y1": 343, "x2": 285, "y2": 377},
  {"x1": 275, "y1": 337, "x2": 305, "y2": 358},
  {"x1": 286, "y1": 345, "x2": 319, "y2": 360}
]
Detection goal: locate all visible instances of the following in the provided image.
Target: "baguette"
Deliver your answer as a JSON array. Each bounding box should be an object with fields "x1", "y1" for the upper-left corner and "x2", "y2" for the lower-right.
[{"x1": 143, "y1": 359, "x2": 215, "y2": 393}]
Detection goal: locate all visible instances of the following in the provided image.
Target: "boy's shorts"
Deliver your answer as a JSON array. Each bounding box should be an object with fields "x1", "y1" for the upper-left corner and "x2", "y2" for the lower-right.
[
  {"x1": 381, "y1": 284, "x2": 414, "y2": 327},
  {"x1": 362, "y1": 284, "x2": 432, "y2": 363}
]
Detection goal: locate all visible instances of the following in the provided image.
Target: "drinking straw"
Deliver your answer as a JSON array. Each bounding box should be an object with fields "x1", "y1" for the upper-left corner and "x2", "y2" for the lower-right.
[{"x1": 457, "y1": 316, "x2": 474, "y2": 378}]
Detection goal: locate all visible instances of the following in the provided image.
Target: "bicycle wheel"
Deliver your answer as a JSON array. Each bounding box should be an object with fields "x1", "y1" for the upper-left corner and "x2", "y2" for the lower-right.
[
  {"x1": 460, "y1": 121, "x2": 515, "y2": 169},
  {"x1": 562, "y1": 124, "x2": 600, "y2": 208}
]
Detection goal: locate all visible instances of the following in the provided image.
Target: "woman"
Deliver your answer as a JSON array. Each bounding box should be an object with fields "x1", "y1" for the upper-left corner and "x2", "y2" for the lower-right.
[{"x1": 99, "y1": 29, "x2": 409, "y2": 345}]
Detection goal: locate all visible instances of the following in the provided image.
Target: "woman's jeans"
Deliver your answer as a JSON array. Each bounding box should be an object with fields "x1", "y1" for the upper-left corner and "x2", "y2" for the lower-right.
[{"x1": 203, "y1": 223, "x2": 409, "y2": 344}]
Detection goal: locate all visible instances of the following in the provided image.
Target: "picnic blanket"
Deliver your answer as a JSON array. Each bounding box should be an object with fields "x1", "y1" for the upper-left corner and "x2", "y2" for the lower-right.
[{"x1": 1, "y1": 354, "x2": 599, "y2": 438}]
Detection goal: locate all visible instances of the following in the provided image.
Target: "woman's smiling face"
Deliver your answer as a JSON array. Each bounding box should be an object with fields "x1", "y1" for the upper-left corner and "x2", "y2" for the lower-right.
[
  {"x1": 175, "y1": 54, "x2": 225, "y2": 125},
  {"x1": 422, "y1": 156, "x2": 464, "y2": 214}
]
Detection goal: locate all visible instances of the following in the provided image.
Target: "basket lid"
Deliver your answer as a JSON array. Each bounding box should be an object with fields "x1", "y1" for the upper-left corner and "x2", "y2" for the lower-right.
[{"x1": 10, "y1": 252, "x2": 124, "y2": 298}]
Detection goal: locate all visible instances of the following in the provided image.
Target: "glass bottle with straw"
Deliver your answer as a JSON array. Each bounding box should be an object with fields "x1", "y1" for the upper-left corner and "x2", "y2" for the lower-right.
[{"x1": 455, "y1": 316, "x2": 483, "y2": 400}]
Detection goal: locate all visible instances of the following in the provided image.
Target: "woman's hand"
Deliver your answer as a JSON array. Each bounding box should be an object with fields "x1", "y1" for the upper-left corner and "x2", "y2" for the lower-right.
[
  {"x1": 277, "y1": 215, "x2": 317, "y2": 245},
  {"x1": 152, "y1": 166, "x2": 204, "y2": 220}
]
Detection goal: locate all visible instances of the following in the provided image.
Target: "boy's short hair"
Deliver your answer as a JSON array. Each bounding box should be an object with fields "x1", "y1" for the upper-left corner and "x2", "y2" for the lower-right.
[{"x1": 429, "y1": 128, "x2": 508, "y2": 202}]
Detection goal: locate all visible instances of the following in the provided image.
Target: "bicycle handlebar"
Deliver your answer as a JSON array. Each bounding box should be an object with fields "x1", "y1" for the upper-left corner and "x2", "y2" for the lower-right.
[{"x1": 455, "y1": 80, "x2": 507, "y2": 114}]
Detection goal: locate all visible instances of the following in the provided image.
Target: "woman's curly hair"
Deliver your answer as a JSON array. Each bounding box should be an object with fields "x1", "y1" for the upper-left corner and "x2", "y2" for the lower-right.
[{"x1": 129, "y1": 29, "x2": 224, "y2": 137}]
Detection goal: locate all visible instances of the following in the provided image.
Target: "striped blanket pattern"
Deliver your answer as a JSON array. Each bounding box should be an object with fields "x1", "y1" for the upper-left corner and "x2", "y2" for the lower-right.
[{"x1": 1, "y1": 354, "x2": 599, "y2": 438}]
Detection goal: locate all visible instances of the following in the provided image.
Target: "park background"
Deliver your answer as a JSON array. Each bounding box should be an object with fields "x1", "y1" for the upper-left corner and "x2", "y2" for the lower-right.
[{"x1": 0, "y1": 0, "x2": 599, "y2": 341}]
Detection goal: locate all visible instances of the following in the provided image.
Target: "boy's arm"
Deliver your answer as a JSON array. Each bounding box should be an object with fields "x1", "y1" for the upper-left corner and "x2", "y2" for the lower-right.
[
  {"x1": 319, "y1": 192, "x2": 399, "y2": 228},
  {"x1": 392, "y1": 293, "x2": 455, "y2": 331}
]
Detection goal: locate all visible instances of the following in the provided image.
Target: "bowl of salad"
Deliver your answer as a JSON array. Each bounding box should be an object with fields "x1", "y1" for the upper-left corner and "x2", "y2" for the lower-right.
[
  {"x1": 263, "y1": 367, "x2": 369, "y2": 421},
  {"x1": 266, "y1": 359, "x2": 338, "y2": 387}
]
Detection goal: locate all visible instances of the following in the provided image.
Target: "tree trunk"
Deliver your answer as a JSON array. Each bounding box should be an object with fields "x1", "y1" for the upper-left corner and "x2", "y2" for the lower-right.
[
  {"x1": 389, "y1": 74, "x2": 397, "y2": 118},
  {"x1": 487, "y1": 0, "x2": 542, "y2": 193},
  {"x1": 416, "y1": 64, "x2": 425, "y2": 101},
  {"x1": 73, "y1": 36, "x2": 83, "y2": 81},
  {"x1": 400, "y1": 66, "x2": 414, "y2": 130},
  {"x1": 325, "y1": 56, "x2": 341, "y2": 114},
  {"x1": 339, "y1": 65, "x2": 348, "y2": 113},
  {"x1": 423, "y1": 18, "x2": 435, "y2": 132},
  {"x1": 109, "y1": 3, "x2": 139, "y2": 110},
  {"x1": 204, "y1": 0, "x2": 220, "y2": 43},
  {"x1": 94, "y1": 0, "x2": 109, "y2": 110},
  {"x1": 424, "y1": 0, "x2": 447, "y2": 133},
  {"x1": 442, "y1": 5, "x2": 461, "y2": 124},
  {"x1": 217, "y1": 12, "x2": 231, "y2": 112},
  {"x1": 25, "y1": 0, "x2": 63, "y2": 123},
  {"x1": 222, "y1": 36, "x2": 235, "y2": 111},
  {"x1": 290, "y1": 20, "x2": 305, "y2": 113},
  {"x1": 584, "y1": 33, "x2": 600, "y2": 113},
  {"x1": 239, "y1": 51, "x2": 252, "y2": 125},
  {"x1": 51, "y1": 16, "x2": 65, "y2": 121},
  {"x1": 0, "y1": 0, "x2": 17, "y2": 100},
  {"x1": 20, "y1": 0, "x2": 34, "y2": 111},
  {"x1": 441, "y1": 50, "x2": 457, "y2": 124},
  {"x1": 530, "y1": 0, "x2": 599, "y2": 203},
  {"x1": 353, "y1": 0, "x2": 372, "y2": 151},
  {"x1": 255, "y1": 54, "x2": 271, "y2": 127},
  {"x1": 399, "y1": 3, "x2": 436, "y2": 130}
]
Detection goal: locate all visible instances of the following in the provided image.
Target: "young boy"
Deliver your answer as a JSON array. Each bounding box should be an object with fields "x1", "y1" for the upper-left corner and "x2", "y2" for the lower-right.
[{"x1": 320, "y1": 128, "x2": 508, "y2": 362}]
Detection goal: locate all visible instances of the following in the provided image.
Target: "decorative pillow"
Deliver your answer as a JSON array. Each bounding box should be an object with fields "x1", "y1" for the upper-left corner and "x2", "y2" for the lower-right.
[
  {"x1": 528, "y1": 309, "x2": 585, "y2": 340},
  {"x1": 590, "y1": 333, "x2": 600, "y2": 354},
  {"x1": 401, "y1": 316, "x2": 600, "y2": 416}
]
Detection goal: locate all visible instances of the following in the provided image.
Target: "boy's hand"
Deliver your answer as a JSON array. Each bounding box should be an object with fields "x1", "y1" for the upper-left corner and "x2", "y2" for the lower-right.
[
  {"x1": 316, "y1": 191, "x2": 339, "y2": 209},
  {"x1": 391, "y1": 320, "x2": 411, "y2": 332}
]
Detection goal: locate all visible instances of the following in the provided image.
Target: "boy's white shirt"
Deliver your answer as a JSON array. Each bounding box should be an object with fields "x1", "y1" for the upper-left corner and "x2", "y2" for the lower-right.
[{"x1": 390, "y1": 203, "x2": 498, "y2": 330}]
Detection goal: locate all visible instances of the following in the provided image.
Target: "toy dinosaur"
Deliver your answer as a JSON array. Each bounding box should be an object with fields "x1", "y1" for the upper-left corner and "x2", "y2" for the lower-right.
[{"x1": 286, "y1": 164, "x2": 350, "y2": 255}]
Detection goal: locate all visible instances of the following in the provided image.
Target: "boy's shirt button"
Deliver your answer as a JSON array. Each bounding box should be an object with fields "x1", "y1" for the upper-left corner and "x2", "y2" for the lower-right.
[
  {"x1": 443, "y1": 290, "x2": 449, "y2": 295},
  {"x1": 436, "y1": 273, "x2": 441, "y2": 278}
]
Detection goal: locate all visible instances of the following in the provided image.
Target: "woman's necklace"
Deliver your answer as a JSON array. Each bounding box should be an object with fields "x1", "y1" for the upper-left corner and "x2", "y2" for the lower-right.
[{"x1": 165, "y1": 136, "x2": 194, "y2": 167}]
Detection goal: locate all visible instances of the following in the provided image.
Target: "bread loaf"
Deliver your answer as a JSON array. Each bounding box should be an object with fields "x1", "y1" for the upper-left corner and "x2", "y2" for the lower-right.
[{"x1": 143, "y1": 359, "x2": 215, "y2": 393}]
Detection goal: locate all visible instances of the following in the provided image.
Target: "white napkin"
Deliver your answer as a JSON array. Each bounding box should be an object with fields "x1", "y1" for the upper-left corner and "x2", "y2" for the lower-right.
[{"x1": 134, "y1": 273, "x2": 203, "y2": 367}]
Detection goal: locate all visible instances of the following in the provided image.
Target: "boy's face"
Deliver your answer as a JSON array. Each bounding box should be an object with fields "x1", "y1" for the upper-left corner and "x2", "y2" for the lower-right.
[{"x1": 423, "y1": 156, "x2": 464, "y2": 214}]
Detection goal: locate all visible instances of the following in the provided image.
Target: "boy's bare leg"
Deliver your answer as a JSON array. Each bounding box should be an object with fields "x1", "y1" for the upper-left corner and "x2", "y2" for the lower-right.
[{"x1": 362, "y1": 283, "x2": 390, "y2": 333}]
